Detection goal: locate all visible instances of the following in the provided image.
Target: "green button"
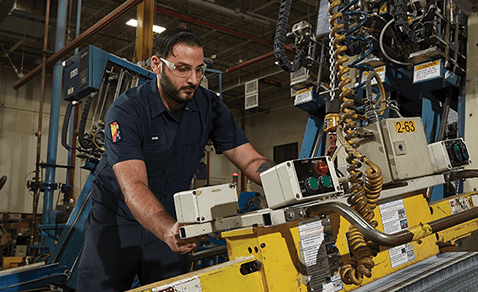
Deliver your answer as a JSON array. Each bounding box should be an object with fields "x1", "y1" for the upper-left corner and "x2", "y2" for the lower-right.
[
  {"x1": 321, "y1": 175, "x2": 332, "y2": 188},
  {"x1": 308, "y1": 177, "x2": 319, "y2": 190}
]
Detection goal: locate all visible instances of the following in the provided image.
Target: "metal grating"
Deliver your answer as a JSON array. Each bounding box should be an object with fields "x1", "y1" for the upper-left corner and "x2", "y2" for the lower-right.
[{"x1": 355, "y1": 252, "x2": 478, "y2": 292}]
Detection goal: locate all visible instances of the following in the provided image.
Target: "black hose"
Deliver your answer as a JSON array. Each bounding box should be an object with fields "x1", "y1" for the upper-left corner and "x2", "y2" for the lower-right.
[
  {"x1": 391, "y1": 0, "x2": 412, "y2": 42},
  {"x1": 274, "y1": 0, "x2": 309, "y2": 72},
  {"x1": 77, "y1": 93, "x2": 94, "y2": 149},
  {"x1": 61, "y1": 102, "x2": 74, "y2": 151}
]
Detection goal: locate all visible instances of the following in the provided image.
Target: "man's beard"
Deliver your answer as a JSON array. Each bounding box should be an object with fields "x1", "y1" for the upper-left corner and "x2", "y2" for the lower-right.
[{"x1": 160, "y1": 70, "x2": 197, "y2": 104}]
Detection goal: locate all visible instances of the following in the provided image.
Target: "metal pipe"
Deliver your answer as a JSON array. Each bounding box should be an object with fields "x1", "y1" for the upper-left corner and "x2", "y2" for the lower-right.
[
  {"x1": 226, "y1": 44, "x2": 294, "y2": 73},
  {"x1": 66, "y1": 0, "x2": 82, "y2": 203},
  {"x1": 155, "y1": 6, "x2": 272, "y2": 48},
  {"x1": 31, "y1": 0, "x2": 51, "y2": 246},
  {"x1": 226, "y1": 51, "x2": 274, "y2": 73},
  {"x1": 437, "y1": 87, "x2": 453, "y2": 141},
  {"x1": 13, "y1": 0, "x2": 144, "y2": 90},
  {"x1": 41, "y1": 0, "x2": 68, "y2": 253},
  {"x1": 75, "y1": 0, "x2": 82, "y2": 54},
  {"x1": 306, "y1": 201, "x2": 478, "y2": 247}
]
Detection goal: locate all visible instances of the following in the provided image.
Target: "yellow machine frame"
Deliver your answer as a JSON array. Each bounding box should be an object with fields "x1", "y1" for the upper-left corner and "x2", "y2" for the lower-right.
[{"x1": 129, "y1": 190, "x2": 478, "y2": 292}]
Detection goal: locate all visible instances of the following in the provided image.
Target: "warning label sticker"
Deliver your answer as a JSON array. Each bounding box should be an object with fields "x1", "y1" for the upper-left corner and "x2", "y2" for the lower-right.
[
  {"x1": 413, "y1": 60, "x2": 441, "y2": 83},
  {"x1": 379, "y1": 197, "x2": 416, "y2": 269}
]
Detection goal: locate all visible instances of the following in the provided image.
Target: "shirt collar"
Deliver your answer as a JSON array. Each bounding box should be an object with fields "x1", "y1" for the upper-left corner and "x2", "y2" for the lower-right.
[{"x1": 149, "y1": 77, "x2": 200, "y2": 119}]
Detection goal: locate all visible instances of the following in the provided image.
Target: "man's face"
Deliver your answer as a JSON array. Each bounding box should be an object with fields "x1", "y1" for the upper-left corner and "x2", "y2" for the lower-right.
[{"x1": 154, "y1": 44, "x2": 204, "y2": 106}]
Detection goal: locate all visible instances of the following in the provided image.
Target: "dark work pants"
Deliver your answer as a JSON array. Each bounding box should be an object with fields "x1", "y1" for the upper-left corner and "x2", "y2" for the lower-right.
[{"x1": 77, "y1": 203, "x2": 188, "y2": 292}]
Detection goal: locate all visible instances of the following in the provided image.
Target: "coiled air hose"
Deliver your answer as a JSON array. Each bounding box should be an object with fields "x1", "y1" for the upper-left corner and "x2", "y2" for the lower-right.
[{"x1": 329, "y1": 0, "x2": 384, "y2": 285}]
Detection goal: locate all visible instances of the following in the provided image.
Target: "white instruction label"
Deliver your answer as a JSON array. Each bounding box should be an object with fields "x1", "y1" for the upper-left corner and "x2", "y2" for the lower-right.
[
  {"x1": 294, "y1": 87, "x2": 313, "y2": 106},
  {"x1": 387, "y1": 242, "x2": 416, "y2": 269},
  {"x1": 70, "y1": 67, "x2": 78, "y2": 79},
  {"x1": 298, "y1": 218, "x2": 331, "y2": 291},
  {"x1": 449, "y1": 196, "x2": 470, "y2": 214},
  {"x1": 413, "y1": 60, "x2": 441, "y2": 83},
  {"x1": 379, "y1": 197, "x2": 416, "y2": 268},
  {"x1": 151, "y1": 276, "x2": 202, "y2": 292}
]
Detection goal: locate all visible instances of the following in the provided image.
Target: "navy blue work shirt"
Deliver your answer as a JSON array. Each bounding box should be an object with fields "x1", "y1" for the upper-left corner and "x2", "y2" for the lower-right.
[{"x1": 91, "y1": 77, "x2": 248, "y2": 221}]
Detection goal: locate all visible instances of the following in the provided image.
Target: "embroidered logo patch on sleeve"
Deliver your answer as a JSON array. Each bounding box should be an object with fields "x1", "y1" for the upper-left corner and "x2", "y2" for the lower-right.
[{"x1": 109, "y1": 121, "x2": 121, "y2": 143}]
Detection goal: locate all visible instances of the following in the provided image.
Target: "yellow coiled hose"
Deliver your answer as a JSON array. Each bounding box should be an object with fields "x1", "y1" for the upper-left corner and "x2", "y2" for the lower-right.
[{"x1": 328, "y1": 0, "x2": 384, "y2": 285}]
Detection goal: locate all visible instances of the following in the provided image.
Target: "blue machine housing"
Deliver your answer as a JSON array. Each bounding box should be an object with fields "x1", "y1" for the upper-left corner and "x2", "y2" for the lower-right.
[{"x1": 63, "y1": 45, "x2": 154, "y2": 101}]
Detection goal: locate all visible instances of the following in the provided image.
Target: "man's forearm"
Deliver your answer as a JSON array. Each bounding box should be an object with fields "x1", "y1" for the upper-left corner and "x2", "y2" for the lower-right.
[
  {"x1": 123, "y1": 181, "x2": 175, "y2": 242},
  {"x1": 243, "y1": 158, "x2": 273, "y2": 185},
  {"x1": 224, "y1": 143, "x2": 274, "y2": 185}
]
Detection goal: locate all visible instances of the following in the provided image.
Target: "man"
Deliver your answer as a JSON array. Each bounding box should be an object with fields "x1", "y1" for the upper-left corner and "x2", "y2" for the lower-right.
[{"x1": 77, "y1": 28, "x2": 271, "y2": 291}]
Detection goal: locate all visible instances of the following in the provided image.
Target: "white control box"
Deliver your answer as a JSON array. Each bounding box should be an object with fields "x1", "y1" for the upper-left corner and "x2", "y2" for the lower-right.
[
  {"x1": 174, "y1": 183, "x2": 238, "y2": 224},
  {"x1": 260, "y1": 157, "x2": 342, "y2": 209},
  {"x1": 428, "y1": 138, "x2": 471, "y2": 172},
  {"x1": 380, "y1": 117, "x2": 434, "y2": 181}
]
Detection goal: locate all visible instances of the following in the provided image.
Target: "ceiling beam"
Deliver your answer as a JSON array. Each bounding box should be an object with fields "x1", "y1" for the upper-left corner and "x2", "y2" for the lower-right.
[
  {"x1": 155, "y1": 6, "x2": 273, "y2": 48},
  {"x1": 2, "y1": 40, "x2": 24, "y2": 58}
]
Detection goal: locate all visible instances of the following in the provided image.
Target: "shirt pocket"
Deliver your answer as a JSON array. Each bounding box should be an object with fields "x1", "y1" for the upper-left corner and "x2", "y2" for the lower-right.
[{"x1": 144, "y1": 133, "x2": 167, "y2": 153}]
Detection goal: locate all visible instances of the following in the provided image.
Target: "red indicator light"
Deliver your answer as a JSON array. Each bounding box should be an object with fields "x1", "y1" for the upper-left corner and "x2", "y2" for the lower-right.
[
  {"x1": 232, "y1": 172, "x2": 239, "y2": 183},
  {"x1": 315, "y1": 161, "x2": 328, "y2": 176}
]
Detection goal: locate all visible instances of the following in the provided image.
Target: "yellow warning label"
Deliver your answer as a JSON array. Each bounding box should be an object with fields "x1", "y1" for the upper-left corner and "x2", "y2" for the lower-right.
[
  {"x1": 414, "y1": 60, "x2": 440, "y2": 71},
  {"x1": 379, "y1": 3, "x2": 388, "y2": 13},
  {"x1": 363, "y1": 66, "x2": 385, "y2": 76},
  {"x1": 296, "y1": 87, "x2": 312, "y2": 95}
]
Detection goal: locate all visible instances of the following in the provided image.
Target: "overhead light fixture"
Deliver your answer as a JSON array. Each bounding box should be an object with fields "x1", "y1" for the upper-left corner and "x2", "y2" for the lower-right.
[{"x1": 126, "y1": 19, "x2": 166, "y2": 34}]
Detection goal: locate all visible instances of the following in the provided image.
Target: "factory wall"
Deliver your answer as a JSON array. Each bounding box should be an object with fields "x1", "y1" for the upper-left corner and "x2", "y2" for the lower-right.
[
  {"x1": 0, "y1": 64, "x2": 91, "y2": 214},
  {"x1": 243, "y1": 95, "x2": 309, "y2": 193}
]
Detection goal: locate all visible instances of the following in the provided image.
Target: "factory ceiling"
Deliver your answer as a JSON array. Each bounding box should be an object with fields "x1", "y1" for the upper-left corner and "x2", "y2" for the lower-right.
[{"x1": 0, "y1": 0, "x2": 318, "y2": 113}]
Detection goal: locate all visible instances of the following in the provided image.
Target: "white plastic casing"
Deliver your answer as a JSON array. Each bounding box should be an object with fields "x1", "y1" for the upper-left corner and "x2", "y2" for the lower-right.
[
  {"x1": 428, "y1": 140, "x2": 454, "y2": 172},
  {"x1": 260, "y1": 157, "x2": 342, "y2": 209},
  {"x1": 174, "y1": 183, "x2": 238, "y2": 224}
]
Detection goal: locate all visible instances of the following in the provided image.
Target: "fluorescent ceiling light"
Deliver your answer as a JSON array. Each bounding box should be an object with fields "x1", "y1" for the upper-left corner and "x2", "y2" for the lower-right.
[{"x1": 126, "y1": 19, "x2": 166, "y2": 34}]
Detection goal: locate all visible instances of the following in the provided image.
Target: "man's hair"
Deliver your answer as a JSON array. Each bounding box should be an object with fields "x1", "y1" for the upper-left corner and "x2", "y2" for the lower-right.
[{"x1": 153, "y1": 28, "x2": 202, "y2": 58}]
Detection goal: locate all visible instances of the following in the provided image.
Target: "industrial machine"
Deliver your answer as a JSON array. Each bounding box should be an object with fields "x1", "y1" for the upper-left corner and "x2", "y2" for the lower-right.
[
  {"x1": 127, "y1": 0, "x2": 478, "y2": 291},
  {"x1": 4, "y1": 0, "x2": 478, "y2": 289}
]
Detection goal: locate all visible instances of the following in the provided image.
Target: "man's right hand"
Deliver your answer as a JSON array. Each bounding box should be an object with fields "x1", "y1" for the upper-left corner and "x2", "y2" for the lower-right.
[{"x1": 164, "y1": 221, "x2": 208, "y2": 254}]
